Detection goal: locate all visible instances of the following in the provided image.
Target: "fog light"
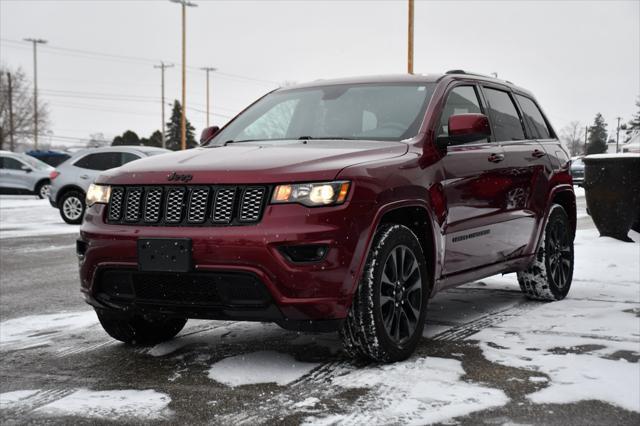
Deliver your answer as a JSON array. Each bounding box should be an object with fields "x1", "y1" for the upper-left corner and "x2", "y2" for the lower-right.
[{"x1": 279, "y1": 244, "x2": 329, "y2": 263}]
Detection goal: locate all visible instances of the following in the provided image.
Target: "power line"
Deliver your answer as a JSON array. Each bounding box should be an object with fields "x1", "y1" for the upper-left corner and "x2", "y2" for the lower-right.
[{"x1": 1, "y1": 38, "x2": 279, "y2": 86}]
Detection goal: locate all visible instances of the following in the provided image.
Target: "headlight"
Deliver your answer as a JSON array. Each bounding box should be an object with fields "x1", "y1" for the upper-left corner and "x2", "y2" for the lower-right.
[
  {"x1": 271, "y1": 181, "x2": 350, "y2": 207},
  {"x1": 86, "y1": 184, "x2": 111, "y2": 206}
]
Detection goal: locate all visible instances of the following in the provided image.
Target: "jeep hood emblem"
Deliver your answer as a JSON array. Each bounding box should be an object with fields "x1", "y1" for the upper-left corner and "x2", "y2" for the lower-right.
[{"x1": 167, "y1": 172, "x2": 193, "y2": 182}]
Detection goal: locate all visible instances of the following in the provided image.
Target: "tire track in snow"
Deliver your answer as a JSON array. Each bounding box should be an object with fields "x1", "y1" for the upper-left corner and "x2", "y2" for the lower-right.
[
  {"x1": 3, "y1": 388, "x2": 75, "y2": 418},
  {"x1": 431, "y1": 301, "x2": 542, "y2": 342}
]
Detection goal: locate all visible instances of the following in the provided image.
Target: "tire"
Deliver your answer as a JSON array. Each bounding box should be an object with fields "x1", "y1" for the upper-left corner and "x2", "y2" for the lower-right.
[
  {"x1": 95, "y1": 309, "x2": 187, "y2": 345},
  {"x1": 35, "y1": 181, "x2": 50, "y2": 199},
  {"x1": 59, "y1": 190, "x2": 85, "y2": 224},
  {"x1": 340, "y1": 224, "x2": 431, "y2": 362},
  {"x1": 517, "y1": 204, "x2": 574, "y2": 301}
]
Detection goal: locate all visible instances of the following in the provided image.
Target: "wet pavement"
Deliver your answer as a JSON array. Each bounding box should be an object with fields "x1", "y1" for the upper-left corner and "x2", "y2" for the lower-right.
[{"x1": 1, "y1": 192, "x2": 639, "y2": 425}]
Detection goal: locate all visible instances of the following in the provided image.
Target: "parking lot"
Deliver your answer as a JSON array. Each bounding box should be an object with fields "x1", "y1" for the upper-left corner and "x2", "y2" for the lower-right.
[{"x1": 1, "y1": 192, "x2": 639, "y2": 425}]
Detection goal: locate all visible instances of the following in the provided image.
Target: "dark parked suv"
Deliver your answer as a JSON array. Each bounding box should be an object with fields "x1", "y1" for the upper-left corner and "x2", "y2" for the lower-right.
[{"x1": 79, "y1": 71, "x2": 576, "y2": 362}]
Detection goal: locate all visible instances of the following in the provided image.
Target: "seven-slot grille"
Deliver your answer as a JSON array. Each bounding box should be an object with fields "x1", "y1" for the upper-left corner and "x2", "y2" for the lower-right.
[{"x1": 107, "y1": 186, "x2": 267, "y2": 226}]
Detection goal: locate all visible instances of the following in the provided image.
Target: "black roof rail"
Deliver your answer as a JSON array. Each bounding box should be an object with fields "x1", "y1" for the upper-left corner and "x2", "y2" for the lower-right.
[{"x1": 445, "y1": 69, "x2": 514, "y2": 85}]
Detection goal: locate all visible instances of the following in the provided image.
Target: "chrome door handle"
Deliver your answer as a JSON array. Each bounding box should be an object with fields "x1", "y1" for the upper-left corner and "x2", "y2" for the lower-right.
[
  {"x1": 532, "y1": 149, "x2": 546, "y2": 158},
  {"x1": 488, "y1": 153, "x2": 505, "y2": 163}
]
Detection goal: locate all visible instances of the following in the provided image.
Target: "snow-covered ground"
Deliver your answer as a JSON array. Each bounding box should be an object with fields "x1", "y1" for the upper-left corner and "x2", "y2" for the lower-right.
[
  {"x1": 0, "y1": 196, "x2": 79, "y2": 239},
  {"x1": 0, "y1": 188, "x2": 638, "y2": 424}
]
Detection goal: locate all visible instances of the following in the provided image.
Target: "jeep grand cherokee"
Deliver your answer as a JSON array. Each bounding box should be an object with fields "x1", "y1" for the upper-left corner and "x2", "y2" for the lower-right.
[{"x1": 78, "y1": 71, "x2": 576, "y2": 362}]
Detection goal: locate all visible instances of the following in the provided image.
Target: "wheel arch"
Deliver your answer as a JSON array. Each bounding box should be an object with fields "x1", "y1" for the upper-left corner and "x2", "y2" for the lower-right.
[
  {"x1": 34, "y1": 178, "x2": 51, "y2": 191},
  {"x1": 362, "y1": 201, "x2": 441, "y2": 297},
  {"x1": 56, "y1": 184, "x2": 86, "y2": 205},
  {"x1": 529, "y1": 184, "x2": 577, "y2": 256}
]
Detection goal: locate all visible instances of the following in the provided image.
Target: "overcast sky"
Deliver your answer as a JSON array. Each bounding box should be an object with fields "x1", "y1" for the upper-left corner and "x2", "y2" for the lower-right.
[{"x1": 1, "y1": 0, "x2": 638, "y2": 148}]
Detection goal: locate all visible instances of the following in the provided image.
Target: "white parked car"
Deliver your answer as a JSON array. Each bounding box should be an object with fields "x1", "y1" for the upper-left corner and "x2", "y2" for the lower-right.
[
  {"x1": 49, "y1": 146, "x2": 170, "y2": 224},
  {"x1": 0, "y1": 150, "x2": 54, "y2": 199}
]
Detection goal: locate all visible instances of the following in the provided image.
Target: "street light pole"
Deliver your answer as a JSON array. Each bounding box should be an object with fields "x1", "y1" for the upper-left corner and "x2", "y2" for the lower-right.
[
  {"x1": 200, "y1": 67, "x2": 216, "y2": 127},
  {"x1": 170, "y1": 0, "x2": 198, "y2": 150},
  {"x1": 154, "y1": 62, "x2": 174, "y2": 148},
  {"x1": 407, "y1": 0, "x2": 414, "y2": 74},
  {"x1": 24, "y1": 38, "x2": 47, "y2": 149},
  {"x1": 615, "y1": 116, "x2": 621, "y2": 153}
]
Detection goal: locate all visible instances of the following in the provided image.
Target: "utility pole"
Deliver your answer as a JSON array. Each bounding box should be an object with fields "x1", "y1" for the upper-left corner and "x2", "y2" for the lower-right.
[
  {"x1": 615, "y1": 116, "x2": 621, "y2": 153},
  {"x1": 170, "y1": 0, "x2": 198, "y2": 150},
  {"x1": 24, "y1": 38, "x2": 47, "y2": 150},
  {"x1": 154, "y1": 62, "x2": 174, "y2": 148},
  {"x1": 407, "y1": 0, "x2": 414, "y2": 74},
  {"x1": 584, "y1": 125, "x2": 588, "y2": 155},
  {"x1": 7, "y1": 72, "x2": 15, "y2": 152},
  {"x1": 200, "y1": 67, "x2": 216, "y2": 127}
]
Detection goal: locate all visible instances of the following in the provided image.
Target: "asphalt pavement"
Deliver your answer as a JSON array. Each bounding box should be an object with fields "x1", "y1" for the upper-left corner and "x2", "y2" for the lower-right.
[{"x1": 0, "y1": 191, "x2": 638, "y2": 425}]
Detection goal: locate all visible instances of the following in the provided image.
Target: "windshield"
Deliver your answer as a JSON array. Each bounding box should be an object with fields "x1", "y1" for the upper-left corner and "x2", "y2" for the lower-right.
[
  {"x1": 20, "y1": 154, "x2": 51, "y2": 170},
  {"x1": 208, "y1": 83, "x2": 435, "y2": 145}
]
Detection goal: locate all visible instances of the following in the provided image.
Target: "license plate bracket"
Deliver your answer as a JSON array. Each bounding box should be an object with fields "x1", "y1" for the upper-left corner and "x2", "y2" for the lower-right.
[{"x1": 138, "y1": 238, "x2": 192, "y2": 273}]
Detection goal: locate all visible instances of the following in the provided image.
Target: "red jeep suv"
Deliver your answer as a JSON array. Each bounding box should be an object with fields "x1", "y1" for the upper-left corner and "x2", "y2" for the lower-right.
[{"x1": 78, "y1": 71, "x2": 575, "y2": 362}]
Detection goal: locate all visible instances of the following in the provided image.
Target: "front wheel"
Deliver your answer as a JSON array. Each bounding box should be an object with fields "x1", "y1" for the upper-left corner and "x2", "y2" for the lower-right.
[
  {"x1": 59, "y1": 190, "x2": 85, "y2": 224},
  {"x1": 95, "y1": 310, "x2": 187, "y2": 345},
  {"x1": 517, "y1": 204, "x2": 574, "y2": 301},
  {"x1": 340, "y1": 224, "x2": 431, "y2": 362}
]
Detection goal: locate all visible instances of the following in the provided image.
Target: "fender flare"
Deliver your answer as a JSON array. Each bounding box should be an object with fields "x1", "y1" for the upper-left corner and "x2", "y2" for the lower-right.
[
  {"x1": 347, "y1": 199, "x2": 442, "y2": 297},
  {"x1": 532, "y1": 184, "x2": 576, "y2": 253}
]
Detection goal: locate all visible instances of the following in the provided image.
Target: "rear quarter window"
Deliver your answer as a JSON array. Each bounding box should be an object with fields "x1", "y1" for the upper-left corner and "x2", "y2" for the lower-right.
[{"x1": 516, "y1": 95, "x2": 552, "y2": 139}]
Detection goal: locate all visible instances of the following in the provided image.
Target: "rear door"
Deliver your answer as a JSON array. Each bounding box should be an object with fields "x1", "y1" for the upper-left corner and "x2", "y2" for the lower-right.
[
  {"x1": 73, "y1": 152, "x2": 122, "y2": 191},
  {"x1": 438, "y1": 84, "x2": 509, "y2": 275},
  {"x1": 480, "y1": 86, "x2": 547, "y2": 259}
]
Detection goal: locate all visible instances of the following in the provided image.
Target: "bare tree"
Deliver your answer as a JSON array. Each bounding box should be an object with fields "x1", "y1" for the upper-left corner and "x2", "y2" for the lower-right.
[
  {"x1": 560, "y1": 121, "x2": 584, "y2": 156},
  {"x1": 0, "y1": 65, "x2": 50, "y2": 151}
]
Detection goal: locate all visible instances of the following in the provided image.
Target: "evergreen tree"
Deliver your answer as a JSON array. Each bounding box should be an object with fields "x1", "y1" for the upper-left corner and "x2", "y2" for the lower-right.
[
  {"x1": 625, "y1": 96, "x2": 640, "y2": 141},
  {"x1": 586, "y1": 113, "x2": 608, "y2": 155},
  {"x1": 140, "y1": 130, "x2": 163, "y2": 148},
  {"x1": 112, "y1": 130, "x2": 141, "y2": 146},
  {"x1": 166, "y1": 100, "x2": 197, "y2": 151}
]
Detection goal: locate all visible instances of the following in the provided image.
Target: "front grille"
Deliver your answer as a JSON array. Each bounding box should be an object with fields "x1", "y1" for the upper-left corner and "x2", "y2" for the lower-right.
[{"x1": 106, "y1": 185, "x2": 268, "y2": 226}]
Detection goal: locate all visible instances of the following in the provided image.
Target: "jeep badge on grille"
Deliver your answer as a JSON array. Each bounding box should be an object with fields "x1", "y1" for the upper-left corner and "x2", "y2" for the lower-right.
[{"x1": 167, "y1": 172, "x2": 193, "y2": 182}]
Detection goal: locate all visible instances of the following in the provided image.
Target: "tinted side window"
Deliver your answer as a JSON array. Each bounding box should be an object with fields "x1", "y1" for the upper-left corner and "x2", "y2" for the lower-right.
[
  {"x1": 439, "y1": 86, "x2": 482, "y2": 137},
  {"x1": 482, "y1": 88, "x2": 525, "y2": 142},
  {"x1": 516, "y1": 95, "x2": 551, "y2": 139},
  {"x1": 1, "y1": 157, "x2": 24, "y2": 170},
  {"x1": 74, "y1": 153, "x2": 121, "y2": 171},
  {"x1": 121, "y1": 152, "x2": 141, "y2": 165}
]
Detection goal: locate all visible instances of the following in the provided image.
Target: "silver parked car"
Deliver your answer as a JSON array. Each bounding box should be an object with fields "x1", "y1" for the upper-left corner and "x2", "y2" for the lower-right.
[
  {"x1": 0, "y1": 150, "x2": 54, "y2": 199},
  {"x1": 49, "y1": 146, "x2": 170, "y2": 224}
]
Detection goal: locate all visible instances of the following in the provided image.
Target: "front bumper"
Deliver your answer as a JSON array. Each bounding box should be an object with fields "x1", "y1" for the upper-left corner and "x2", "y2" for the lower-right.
[{"x1": 79, "y1": 200, "x2": 375, "y2": 326}]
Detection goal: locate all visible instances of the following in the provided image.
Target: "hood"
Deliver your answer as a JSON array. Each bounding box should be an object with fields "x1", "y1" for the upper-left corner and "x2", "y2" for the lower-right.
[{"x1": 96, "y1": 139, "x2": 408, "y2": 185}]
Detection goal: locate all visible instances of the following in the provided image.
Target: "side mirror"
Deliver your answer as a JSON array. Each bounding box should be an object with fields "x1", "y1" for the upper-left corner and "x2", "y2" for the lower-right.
[
  {"x1": 21, "y1": 165, "x2": 32, "y2": 173},
  {"x1": 448, "y1": 113, "x2": 491, "y2": 145},
  {"x1": 200, "y1": 126, "x2": 220, "y2": 144}
]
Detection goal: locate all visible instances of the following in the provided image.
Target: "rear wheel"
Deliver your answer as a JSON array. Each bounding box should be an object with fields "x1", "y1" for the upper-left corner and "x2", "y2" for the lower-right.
[
  {"x1": 340, "y1": 224, "x2": 430, "y2": 362},
  {"x1": 95, "y1": 309, "x2": 187, "y2": 345},
  {"x1": 35, "y1": 181, "x2": 50, "y2": 199},
  {"x1": 59, "y1": 190, "x2": 85, "y2": 224},
  {"x1": 517, "y1": 204, "x2": 574, "y2": 301}
]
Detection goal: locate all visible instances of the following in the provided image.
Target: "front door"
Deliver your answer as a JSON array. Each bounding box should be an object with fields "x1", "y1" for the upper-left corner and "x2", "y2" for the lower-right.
[
  {"x1": 438, "y1": 84, "x2": 510, "y2": 275},
  {"x1": 0, "y1": 156, "x2": 31, "y2": 191}
]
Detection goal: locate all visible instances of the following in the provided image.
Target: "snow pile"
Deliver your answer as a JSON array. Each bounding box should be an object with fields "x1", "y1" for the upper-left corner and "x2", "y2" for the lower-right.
[
  {"x1": 471, "y1": 230, "x2": 640, "y2": 412},
  {"x1": 0, "y1": 390, "x2": 40, "y2": 409},
  {"x1": 0, "y1": 196, "x2": 79, "y2": 239},
  {"x1": 208, "y1": 351, "x2": 320, "y2": 386},
  {"x1": 0, "y1": 311, "x2": 97, "y2": 351},
  {"x1": 304, "y1": 357, "x2": 508, "y2": 425},
  {"x1": 32, "y1": 389, "x2": 172, "y2": 420}
]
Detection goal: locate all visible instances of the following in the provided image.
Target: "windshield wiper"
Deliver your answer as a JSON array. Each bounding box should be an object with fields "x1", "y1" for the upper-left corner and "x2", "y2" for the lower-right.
[{"x1": 297, "y1": 136, "x2": 357, "y2": 141}]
